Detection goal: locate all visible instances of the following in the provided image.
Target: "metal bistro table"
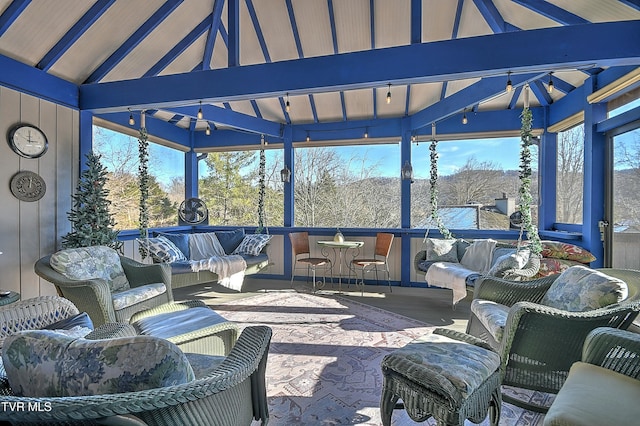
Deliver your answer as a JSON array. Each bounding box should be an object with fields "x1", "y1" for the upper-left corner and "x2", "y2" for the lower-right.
[{"x1": 317, "y1": 240, "x2": 364, "y2": 292}]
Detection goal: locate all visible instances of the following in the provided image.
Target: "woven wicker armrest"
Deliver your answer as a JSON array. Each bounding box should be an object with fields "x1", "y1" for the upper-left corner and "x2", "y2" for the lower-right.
[
  {"x1": 582, "y1": 327, "x2": 640, "y2": 379},
  {"x1": 473, "y1": 274, "x2": 558, "y2": 306},
  {"x1": 85, "y1": 323, "x2": 138, "y2": 340},
  {"x1": 433, "y1": 327, "x2": 495, "y2": 352},
  {"x1": 120, "y1": 256, "x2": 172, "y2": 290}
]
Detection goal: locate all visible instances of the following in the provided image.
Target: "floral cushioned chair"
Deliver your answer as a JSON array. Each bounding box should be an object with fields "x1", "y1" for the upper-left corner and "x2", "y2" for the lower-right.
[
  {"x1": 34, "y1": 245, "x2": 173, "y2": 326},
  {"x1": 0, "y1": 325, "x2": 272, "y2": 426},
  {"x1": 466, "y1": 266, "x2": 640, "y2": 412}
]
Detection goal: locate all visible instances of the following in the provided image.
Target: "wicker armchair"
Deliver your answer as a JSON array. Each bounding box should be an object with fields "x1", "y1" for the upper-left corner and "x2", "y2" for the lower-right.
[
  {"x1": 0, "y1": 325, "x2": 272, "y2": 426},
  {"x1": 35, "y1": 251, "x2": 173, "y2": 326},
  {"x1": 467, "y1": 268, "x2": 640, "y2": 412}
]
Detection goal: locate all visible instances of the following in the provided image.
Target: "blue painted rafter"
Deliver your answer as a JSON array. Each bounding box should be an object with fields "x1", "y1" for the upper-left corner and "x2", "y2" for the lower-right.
[
  {"x1": 410, "y1": 0, "x2": 421, "y2": 43},
  {"x1": 508, "y1": 86, "x2": 522, "y2": 110},
  {"x1": 84, "y1": 0, "x2": 183, "y2": 83},
  {"x1": 0, "y1": 0, "x2": 30, "y2": 37},
  {"x1": 144, "y1": 14, "x2": 213, "y2": 77},
  {"x1": 530, "y1": 80, "x2": 553, "y2": 106},
  {"x1": 228, "y1": 0, "x2": 239, "y2": 67},
  {"x1": 473, "y1": 0, "x2": 506, "y2": 33},
  {"x1": 168, "y1": 104, "x2": 281, "y2": 137},
  {"x1": 513, "y1": 0, "x2": 588, "y2": 25},
  {"x1": 619, "y1": 0, "x2": 640, "y2": 12},
  {"x1": 80, "y1": 22, "x2": 640, "y2": 114},
  {"x1": 202, "y1": 0, "x2": 225, "y2": 70},
  {"x1": 37, "y1": 0, "x2": 115, "y2": 71},
  {"x1": 440, "y1": 0, "x2": 465, "y2": 102}
]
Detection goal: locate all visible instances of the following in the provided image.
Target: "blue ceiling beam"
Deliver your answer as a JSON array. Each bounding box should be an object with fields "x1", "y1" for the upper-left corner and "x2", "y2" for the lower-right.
[
  {"x1": 202, "y1": 0, "x2": 225, "y2": 70},
  {"x1": 80, "y1": 21, "x2": 640, "y2": 113},
  {"x1": 411, "y1": 0, "x2": 421, "y2": 43},
  {"x1": 369, "y1": 0, "x2": 375, "y2": 48},
  {"x1": 513, "y1": 0, "x2": 588, "y2": 25},
  {"x1": 411, "y1": 72, "x2": 547, "y2": 130},
  {"x1": 0, "y1": 53, "x2": 78, "y2": 108},
  {"x1": 0, "y1": 0, "x2": 30, "y2": 37},
  {"x1": 228, "y1": 0, "x2": 239, "y2": 67},
  {"x1": 169, "y1": 104, "x2": 281, "y2": 137},
  {"x1": 530, "y1": 80, "x2": 553, "y2": 106},
  {"x1": 246, "y1": 0, "x2": 271, "y2": 63},
  {"x1": 96, "y1": 112, "x2": 190, "y2": 146},
  {"x1": 619, "y1": 0, "x2": 640, "y2": 12},
  {"x1": 84, "y1": 0, "x2": 183, "y2": 83},
  {"x1": 38, "y1": 0, "x2": 115, "y2": 71},
  {"x1": 440, "y1": 0, "x2": 465, "y2": 102},
  {"x1": 508, "y1": 86, "x2": 522, "y2": 110},
  {"x1": 327, "y1": 0, "x2": 339, "y2": 53},
  {"x1": 143, "y1": 14, "x2": 212, "y2": 77},
  {"x1": 472, "y1": 0, "x2": 506, "y2": 33}
]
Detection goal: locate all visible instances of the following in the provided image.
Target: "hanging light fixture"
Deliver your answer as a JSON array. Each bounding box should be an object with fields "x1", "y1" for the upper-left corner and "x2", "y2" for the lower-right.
[
  {"x1": 547, "y1": 72, "x2": 554, "y2": 94},
  {"x1": 285, "y1": 93, "x2": 290, "y2": 112},
  {"x1": 280, "y1": 164, "x2": 291, "y2": 183},
  {"x1": 306, "y1": 131, "x2": 310, "y2": 142},
  {"x1": 462, "y1": 109, "x2": 468, "y2": 125},
  {"x1": 128, "y1": 109, "x2": 135, "y2": 126},
  {"x1": 401, "y1": 160, "x2": 414, "y2": 182},
  {"x1": 364, "y1": 127, "x2": 368, "y2": 138},
  {"x1": 205, "y1": 124, "x2": 211, "y2": 136},
  {"x1": 386, "y1": 83, "x2": 392, "y2": 104},
  {"x1": 197, "y1": 101, "x2": 203, "y2": 120},
  {"x1": 506, "y1": 71, "x2": 513, "y2": 93}
]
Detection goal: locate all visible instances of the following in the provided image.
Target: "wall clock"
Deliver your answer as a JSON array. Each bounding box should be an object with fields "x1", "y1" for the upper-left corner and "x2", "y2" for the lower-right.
[
  {"x1": 7, "y1": 123, "x2": 48, "y2": 158},
  {"x1": 10, "y1": 171, "x2": 46, "y2": 202}
]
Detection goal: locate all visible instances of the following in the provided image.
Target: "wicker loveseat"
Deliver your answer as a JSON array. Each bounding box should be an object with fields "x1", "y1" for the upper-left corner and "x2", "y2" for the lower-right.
[
  {"x1": 0, "y1": 323, "x2": 272, "y2": 426},
  {"x1": 466, "y1": 267, "x2": 640, "y2": 412}
]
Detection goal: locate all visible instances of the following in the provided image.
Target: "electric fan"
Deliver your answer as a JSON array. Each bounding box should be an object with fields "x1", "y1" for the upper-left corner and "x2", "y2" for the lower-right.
[{"x1": 178, "y1": 198, "x2": 209, "y2": 225}]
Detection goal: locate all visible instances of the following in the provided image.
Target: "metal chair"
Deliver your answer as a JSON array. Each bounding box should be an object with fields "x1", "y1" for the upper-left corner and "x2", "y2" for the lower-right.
[
  {"x1": 351, "y1": 232, "x2": 394, "y2": 294},
  {"x1": 289, "y1": 231, "x2": 331, "y2": 293}
]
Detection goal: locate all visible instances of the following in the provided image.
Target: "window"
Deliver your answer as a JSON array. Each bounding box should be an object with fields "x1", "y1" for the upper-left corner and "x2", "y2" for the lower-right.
[
  {"x1": 93, "y1": 125, "x2": 185, "y2": 230},
  {"x1": 198, "y1": 149, "x2": 284, "y2": 227},
  {"x1": 556, "y1": 124, "x2": 584, "y2": 224},
  {"x1": 411, "y1": 137, "x2": 537, "y2": 230},
  {"x1": 293, "y1": 144, "x2": 401, "y2": 228}
]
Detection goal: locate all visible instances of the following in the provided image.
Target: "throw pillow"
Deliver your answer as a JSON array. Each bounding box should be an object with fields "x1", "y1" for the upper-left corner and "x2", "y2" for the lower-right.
[
  {"x1": 189, "y1": 232, "x2": 226, "y2": 260},
  {"x1": 139, "y1": 236, "x2": 187, "y2": 263},
  {"x1": 537, "y1": 258, "x2": 583, "y2": 277},
  {"x1": 425, "y1": 238, "x2": 458, "y2": 263},
  {"x1": 44, "y1": 312, "x2": 94, "y2": 331},
  {"x1": 156, "y1": 232, "x2": 190, "y2": 259},
  {"x1": 541, "y1": 241, "x2": 596, "y2": 263},
  {"x1": 50, "y1": 246, "x2": 130, "y2": 293},
  {"x1": 215, "y1": 229, "x2": 246, "y2": 254},
  {"x1": 233, "y1": 234, "x2": 272, "y2": 256},
  {"x1": 490, "y1": 247, "x2": 516, "y2": 268},
  {"x1": 460, "y1": 239, "x2": 498, "y2": 273},
  {"x1": 2, "y1": 330, "x2": 195, "y2": 397},
  {"x1": 488, "y1": 249, "x2": 530, "y2": 277},
  {"x1": 541, "y1": 265, "x2": 628, "y2": 312}
]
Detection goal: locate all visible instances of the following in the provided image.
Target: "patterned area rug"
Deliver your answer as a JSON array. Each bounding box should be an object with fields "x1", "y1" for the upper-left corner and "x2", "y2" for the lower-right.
[{"x1": 212, "y1": 291, "x2": 548, "y2": 425}]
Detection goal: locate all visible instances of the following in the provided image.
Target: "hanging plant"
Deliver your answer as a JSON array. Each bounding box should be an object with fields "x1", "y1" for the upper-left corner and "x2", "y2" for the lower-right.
[
  {"x1": 256, "y1": 147, "x2": 266, "y2": 234},
  {"x1": 518, "y1": 107, "x2": 542, "y2": 256},
  {"x1": 138, "y1": 126, "x2": 150, "y2": 257},
  {"x1": 429, "y1": 139, "x2": 453, "y2": 239}
]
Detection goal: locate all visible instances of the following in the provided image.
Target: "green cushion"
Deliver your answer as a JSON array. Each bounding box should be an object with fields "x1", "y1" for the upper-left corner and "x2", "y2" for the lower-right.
[
  {"x1": 2, "y1": 330, "x2": 194, "y2": 397},
  {"x1": 50, "y1": 246, "x2": 130, "y2": 293}
]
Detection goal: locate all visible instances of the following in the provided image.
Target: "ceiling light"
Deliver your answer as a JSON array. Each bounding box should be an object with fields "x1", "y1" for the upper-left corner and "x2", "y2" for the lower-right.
[
  {"x1": 506, "y1": 72, "x2": 513, "y2": 93},
  {"x1": 205, "y1": 124, "x2": 211, "y2": 136},
  {"x1": 547, "y1": 73, "x2": 554, "y2": 94},
  {"x1": 462, "y1": 110, "x2": 468, "y2": 125},
  {"x1": 386, "y1": 83, "x2": 391, "y2": 104},
  {"x1": 128, "y1": 109, "x2": 135, "y2": 126},
  {"x1": 306, "y1": 132, "x2": 310, "y2": 142},
  {"x1": 285, "y1": 93, "x2": 290, "y2": 112},
  {"x1": 364, "y1": 128, "x2": 368, "y2": 138},
  {"x1": 197, "y1": 101, "x2": 203, "y2": 120}
]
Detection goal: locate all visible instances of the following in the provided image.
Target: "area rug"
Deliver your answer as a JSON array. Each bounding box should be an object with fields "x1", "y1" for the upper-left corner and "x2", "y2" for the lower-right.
[{"x1": 210, "y1": 291, "x2": 547, "y2": 425}]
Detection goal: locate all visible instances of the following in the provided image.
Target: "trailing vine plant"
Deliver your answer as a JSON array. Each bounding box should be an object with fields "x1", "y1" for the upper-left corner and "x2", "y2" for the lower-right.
[
  {"x1": 429, "y1": 139, "x2": 453, "y2": 239},
  {"x1": 256, "y1": 145, "x2": 266, "y2": 234},
  {"x1": 138, "y1": 123, "x2": 150, "y2": 257},
  {"x1": 518, "y1": 106, "x2": 542, "y2": 256}
]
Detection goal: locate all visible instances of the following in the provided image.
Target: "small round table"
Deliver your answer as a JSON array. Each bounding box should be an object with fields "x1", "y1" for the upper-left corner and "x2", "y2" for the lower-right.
[
  {"x1": 0, "y1": 291, "x2": 20, "y2": 306},
  {"x1": 317, "y1": 240, "x2": 364, "y2": 292}
]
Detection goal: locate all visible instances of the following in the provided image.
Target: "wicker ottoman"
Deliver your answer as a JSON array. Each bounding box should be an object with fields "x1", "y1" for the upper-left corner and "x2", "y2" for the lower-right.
[
  {"x1": 130, "y1": 300, "x2": 239, "y2": 356},
  {"x1": 380, "y1": 328, "x2": 502, "y2": 426}
]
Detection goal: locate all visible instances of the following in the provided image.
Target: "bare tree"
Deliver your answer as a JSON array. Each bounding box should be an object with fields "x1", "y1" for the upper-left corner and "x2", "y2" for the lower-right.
[
  {"x1": 441, "y1": 157, "x2": 506, "y2": 205},
  {"x1": 557, "y1": 125, "x2": 584, "y2": 223}
]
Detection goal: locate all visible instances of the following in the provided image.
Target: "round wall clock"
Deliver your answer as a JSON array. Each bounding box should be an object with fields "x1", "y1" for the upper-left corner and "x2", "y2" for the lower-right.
[
  {"x1": 10, "y1": 171, "x2": 46, "y2": 202},
  {"x1": 8, "y1": 123, "x2": 48, "y2": 158}
]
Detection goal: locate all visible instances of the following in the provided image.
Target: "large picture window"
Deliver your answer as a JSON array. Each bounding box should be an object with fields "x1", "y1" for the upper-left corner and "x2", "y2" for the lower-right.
[
  {"x1": 93, "y1": 125, "x2": 185, "y2": 230},
  {"x1": 198, "y1": 149, "x2": 284, "y2": 228},
  {"x1": 293, "y1": 144, "x2": 401, "y2": 228},
  {"x1": 411, "y1": 137, "x2": 538, "y2": 230}
]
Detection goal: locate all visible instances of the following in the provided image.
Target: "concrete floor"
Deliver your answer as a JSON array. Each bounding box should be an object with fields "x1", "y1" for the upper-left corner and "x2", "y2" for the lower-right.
[{"x1": 172, "y1": 277, "x2": 472, "y2": 333}]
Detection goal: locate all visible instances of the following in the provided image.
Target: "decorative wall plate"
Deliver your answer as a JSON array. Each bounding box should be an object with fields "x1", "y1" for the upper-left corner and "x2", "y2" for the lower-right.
[{"x1": 10, "y1": 171, "x2": 46, "y2": 202}]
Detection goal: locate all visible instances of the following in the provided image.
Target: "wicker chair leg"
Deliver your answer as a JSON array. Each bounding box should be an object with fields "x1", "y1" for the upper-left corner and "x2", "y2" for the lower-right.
[{"x1": 379, "y1": 387, "x2": 399, "y2": 426}]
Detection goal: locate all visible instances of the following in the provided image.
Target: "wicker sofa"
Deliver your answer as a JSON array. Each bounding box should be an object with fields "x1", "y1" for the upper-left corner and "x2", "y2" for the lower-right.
[{"x1": 148, "y1": 230, "x2": 271, "y2": 289}]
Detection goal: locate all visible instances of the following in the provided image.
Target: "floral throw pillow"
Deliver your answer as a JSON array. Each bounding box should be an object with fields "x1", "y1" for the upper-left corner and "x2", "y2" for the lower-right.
[
  {"x1": 541, "y1": 241, "x2": 596, "y2": 263},
  {"x1": 425, "y1": 238, "x2": 459, "y2": 263},
  {"x1": 50, "y1": 246, "x2": 130, "y2": 293},
  {"x1": 233, "y1": 234, "x2": 272, "y2": 256},
  {"x1": 2, "y1": 330, "x2": 194, "y2": 397},
  {"x1": 541, "y1": 265, "x2": 628, "y2": 312}
]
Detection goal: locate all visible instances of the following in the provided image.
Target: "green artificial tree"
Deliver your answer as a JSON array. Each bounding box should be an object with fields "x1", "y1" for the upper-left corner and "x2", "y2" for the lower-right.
[{"x1": 62, "y1": 151, "x2": 122, "y2": 251}]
